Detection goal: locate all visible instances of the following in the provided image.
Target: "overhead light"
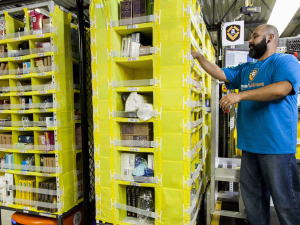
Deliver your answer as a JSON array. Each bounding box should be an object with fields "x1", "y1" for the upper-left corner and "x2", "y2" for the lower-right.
[{"x1": 267, "y1": 0, "x2": 300, "y2": 36}]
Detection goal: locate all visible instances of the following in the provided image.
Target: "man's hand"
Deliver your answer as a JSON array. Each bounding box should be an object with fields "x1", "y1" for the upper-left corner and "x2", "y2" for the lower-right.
[
  {"x1": 191, "y1": 50, "x2": 201, "y2": 60},
  {"x1": 219, "y1": 93, "x2": 242, "y2": 111}
]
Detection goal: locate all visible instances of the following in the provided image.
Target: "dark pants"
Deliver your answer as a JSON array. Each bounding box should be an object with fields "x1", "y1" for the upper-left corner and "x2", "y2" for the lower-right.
[{"x1": 240, "y1": 150, "x2": 300, "y2": 225}]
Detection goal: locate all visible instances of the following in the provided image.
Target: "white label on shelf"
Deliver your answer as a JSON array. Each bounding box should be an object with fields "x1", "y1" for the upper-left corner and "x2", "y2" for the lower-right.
[
  {"x1": 0, "y1": 148, "x2": 5, "y2": 151},
  {"x1": 0, "y1": 127, "x2": 4, "y2": 130},
  {"x1": 43, "y1": 174, "x2": 50, "y2": 177},
  {"x1": 39, "y1": 90, "x2": 47, "y2": 94},
  {"x1": 20, "y1": 171, "x2": 28, "y2": 175},
  {"x1": 128, "y1": 119, "x2": 139, "y2": 122},
  {"x1": 38, "y1": 72, "x2": 46, "y2": 76},
  {"x1": 41, "y1": 127, "x2": 48, "y2": 130},
  {"x1": 14, "y1": 37, "x2": 21, "y2": 41},
  {"x1": 36, "y1": 34, "x2": 44, "y2": 38},
  {"x1": 0, "y1": 169, "x2": 6, "y2": 172},
  {"x1": 40, "y1": 109, "x2": 48, "y2": 112},
  {"x1": 127, "y1": 57, "x2": 139, "y2": 61},
  {"x1": 128, "y1": 87, "x2": 139, "y2": 91},
  {"x1": 17, "y1": 92, "x2": 24, "y2": 96},
  {"x1": 130, "y1": 182, "x2": 141, "y2": 186},
  {"x1": 0, "y1": 94, "x2": 3, "y2": 96},
  {"x1": 0, "y1": 76, "x2": 2, "y2": 79},
  {"x1": 38, "y1": 53, "x2": 46, "y2": 57},
  {"x1": 2, "y1": 203, "x2": 8, "y2": 206},
  {"x1": 0, "y1": 110, "x2": 4, "y2": 113},
  {"x1": 20, "y1": 150, "x2": 27, "y2": 153},
  {"x1": 14, "y1": 57, "x2": 22, "y2": 60},
  {"x1": 18, "y1": 128, "x2": 26, "y2": 131},
  {"x1": 127, "y1": 24, "x2": 138, "y2": 29},
  {"x1": 15, "y1": 75, "x2": 23, "y2": 78},
  {"x1": 17, "y1": 110, "x2": 25, "y2": 113},
  {"x1": 129, "y1": 148, "x2": 140, "y2": 152},
  {"x1": 23, "y1": 210, "x2": 29, "y2": 213},
  {"x1": 23, "y1": 207, "x2": 30, "y2": 211}
]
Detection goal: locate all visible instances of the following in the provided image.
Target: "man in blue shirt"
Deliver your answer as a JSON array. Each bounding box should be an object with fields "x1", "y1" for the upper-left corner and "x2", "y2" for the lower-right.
[{"x1": 192, "y1": 24, "x2": 300, "y2": 225}]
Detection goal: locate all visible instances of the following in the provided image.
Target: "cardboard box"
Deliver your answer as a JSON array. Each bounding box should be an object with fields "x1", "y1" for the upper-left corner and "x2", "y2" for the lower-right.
[
  {"x1": 0, "y1": 134, "x2": 3, "y2": 145},
  {"x1": 38, "y1": 135, "x2": 46, "y2": 146},
  {"x1": 44, "y1": 157, "x2": 49, "y2": 174},
  {"x1": 120, "y1": 123, "x2": 150, "y2": 136},
  {"x1": 18, "y1": 179, "x2": 23, "y2": 205},
  {"x1": 0, "y1": 45, "x2": 6, "y2": 53},
  {"x1": 42, "y1": 18, "x2": 51, "y2": 28},
  {"x1": 49, "y1": 157, "x2": 55, "y2": 174}
]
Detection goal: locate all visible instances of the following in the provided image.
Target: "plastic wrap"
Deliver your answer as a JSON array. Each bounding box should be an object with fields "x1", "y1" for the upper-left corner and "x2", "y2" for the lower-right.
[
  {"x1": 137, "y1": 188, "x2": 155, "y2": 225},
  {"x1": 125, "y1": 92, "x2": 144, "y2": 112},
  {"x1": 137, "y1": 103, "x2": 154, "y2": 121}
]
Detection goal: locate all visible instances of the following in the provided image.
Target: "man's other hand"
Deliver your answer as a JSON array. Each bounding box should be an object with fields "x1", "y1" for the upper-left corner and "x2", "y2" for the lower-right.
[
  {"x1": 191, "y1": 50, "x2": 201, "y2": 59},
  {"x1": 219, "y1": 93, "x2": 242, "y2": 110}
]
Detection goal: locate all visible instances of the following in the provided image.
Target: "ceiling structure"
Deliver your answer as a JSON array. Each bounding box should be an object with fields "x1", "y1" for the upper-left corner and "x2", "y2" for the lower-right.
[{"x1": 200, "y1": 0, "x2": 300, "y2": 46}]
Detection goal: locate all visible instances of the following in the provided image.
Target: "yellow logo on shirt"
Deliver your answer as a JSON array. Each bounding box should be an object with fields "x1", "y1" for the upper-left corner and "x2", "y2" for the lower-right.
[{"x1": 249, "y1": 68, "x2": 259, "y2": 82}]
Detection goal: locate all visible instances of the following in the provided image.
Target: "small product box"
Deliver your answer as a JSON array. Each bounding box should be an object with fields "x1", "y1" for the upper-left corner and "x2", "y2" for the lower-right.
[
  {"x1": 120, "y1": 123, "x2": 150, "y2": 136},
  {"x1": 38, "y1": 135, "x2": 46, "y2": 146},
  {"x1": 22, "y1": 62, "x2": 31, "y2": 74},
  {"x1": 18, "y1": 136, "x2": 34, "y2": 143}
]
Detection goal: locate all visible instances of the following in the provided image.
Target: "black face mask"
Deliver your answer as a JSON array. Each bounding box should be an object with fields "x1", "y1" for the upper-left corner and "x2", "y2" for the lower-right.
[{"x1": 249, "y1": 37, "x2": 268, "y2": 59}]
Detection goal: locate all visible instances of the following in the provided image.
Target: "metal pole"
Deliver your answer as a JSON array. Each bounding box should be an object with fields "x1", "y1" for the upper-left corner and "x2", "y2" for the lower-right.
[{"x1": 76, "y1": 0, "x2": 91, "y2": 224}]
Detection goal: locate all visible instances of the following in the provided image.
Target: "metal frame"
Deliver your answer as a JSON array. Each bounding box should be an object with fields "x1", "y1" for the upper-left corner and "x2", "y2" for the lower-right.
[{"x1": 206, "y1": 78, "x2": 246, "y2": 225}]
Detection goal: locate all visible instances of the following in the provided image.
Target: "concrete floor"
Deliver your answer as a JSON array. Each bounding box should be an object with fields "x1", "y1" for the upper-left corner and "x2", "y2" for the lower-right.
[{"x1": 1, "y1": 210, "x2": 14, "y2": 225}]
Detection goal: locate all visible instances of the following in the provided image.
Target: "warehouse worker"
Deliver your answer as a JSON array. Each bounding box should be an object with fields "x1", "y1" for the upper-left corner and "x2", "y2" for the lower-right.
[{"x1": 192, "y1": 24, "x2": 300, "y2": 225}]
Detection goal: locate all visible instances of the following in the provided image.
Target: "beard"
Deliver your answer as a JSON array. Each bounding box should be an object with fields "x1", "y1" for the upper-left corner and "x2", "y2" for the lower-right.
[{"x1": 249, "y1": 37, "x2": 268, "y2": 59}]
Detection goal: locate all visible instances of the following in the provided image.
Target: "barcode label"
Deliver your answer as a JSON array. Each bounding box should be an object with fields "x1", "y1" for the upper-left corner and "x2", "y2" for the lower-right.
[
  {"x1": 123, "y1": 169, "x2": 130, "y2": 176},
  {"x1": 36, "y1": 34, "x2": 44, "y2": 38},
  {"x1": 128, "y1": 57, "x2": 138, "y2": 61},
  {"x1": 18, "y1": 128, "x2": 26, "y2": 131},
  {"x1": 0, "y1": 94, "x2": 3, "y2": 96},
  {"x1": 0, "y1": 169, "x2": 6, "y2": 172},
  {"x1": 23, "y1": 210, "x2": 29, "y2": 213},
  {"x1": 38, "y1": 53, "x2": 46, "y2": 57},
  {"x1": 2, "y1": 203, "x2": 8, "y2": 206},
  {"x1": 39, "y1": 213, "x2": 55, "y2": 218},
  {"x1": 43, "y1": 174, "x2": 50, "y2": 177},
  {"x1": 14, "y1": 57, "x2": 22, "y2": 60},
  {"x1": 20, "y1": 150, "x2": 27, "y2": 153},
  {"x1": 0, "y1": 110, "x2": 4, "y2": 113},
  {"x1": 96, "y1": 4, "x2": 104, "y2": 8},
  {"x1": 128, "y1": 87, "x2": 139, "y2": 91},
  {"x1": 17, "y1": 110, "x2": 25, "y2": 113},
  {"x1": 14, "y1": 37, "x2": 21, "y2": 41},
  {"x1": 21, "y1": 171, "x2": 28, "y2": 175},
  {"x1": 0, "y1": 148, "x2": 5, "y2": 151},
  {"x1": 17, "y1": 92, "x2": 24, "y2": 96},
  {"x1": 39, "y1": 90, "x2": 47, "y2": 94},
  {"x1": 15, "y1": 75, "x2": 23, "y2": 78},
  {"x1": 130, "y1": 182, "x2": 141, "y2": 186},
  {"x1": 23, "y1": 207, "x2": 30, "y2": 210},
  {"x1": 41, "y1": 127, "x2": 48, "y2": 130},
  {"x1": 0, "y1": 127, "x2": 4, "y2": 130},
  {"x1": 129, "y1": 148, "x2": 140, "y2": 152},
  {"x1": 38, "y1": 72, "x2": 46, "y2": 76},
  {"x1": 127, "y1": 25, "x2": 138, "y2": 29},
  {"x1": 128, "y1": 119, "x2": 139, "y2": 122},
  {"x1": 40, "y1": 109, "x2": 48, "y2": 112}
]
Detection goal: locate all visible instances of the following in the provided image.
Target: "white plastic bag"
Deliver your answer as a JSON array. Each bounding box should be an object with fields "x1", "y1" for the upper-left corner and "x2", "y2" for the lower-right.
[
  {"x1": 137, "y1": 103, "x2": 154, "y2": 121},
  {"x1": 125, "y1": 92, "x2": 144, "y2": 112}
]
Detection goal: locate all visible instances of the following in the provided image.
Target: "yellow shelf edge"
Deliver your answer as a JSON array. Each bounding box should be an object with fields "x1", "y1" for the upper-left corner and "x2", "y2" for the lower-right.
[
  {"x1": 3, "y1": 170, "x2": 59, "y2": 177},
  {"x1": 114, "y1": 86, "x2": 155, "y2": 92},
  {"x1": 114, "y1": 55, "x2": 153, "y2": 63},
  {"x1": 0, "y1": 149, "x2": 58, "y2": 154},
  {"x1": 115, "y1": 117, "x2": 155, "y2": 123},
  {"x1": 116, "y1": 146, "x2": 154, "y2": 153},
  {"x1": 117, "y1": 180, "x2": 156, "y2": 187},
  {"x1": 114, "y1": 22, "x2": 154, "y2": 31},
  {"x1": 0, "y1": 33, "x2": 53, "y2": 45}
]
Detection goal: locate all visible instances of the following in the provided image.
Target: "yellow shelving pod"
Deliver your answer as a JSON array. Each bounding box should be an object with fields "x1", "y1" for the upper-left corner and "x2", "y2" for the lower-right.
[
  {"x1": 0, "y1": 4, "x2": 82, "y2": 218},
  {"x1": 91, "y1": 0, "x2": 215, "y2": 224}
]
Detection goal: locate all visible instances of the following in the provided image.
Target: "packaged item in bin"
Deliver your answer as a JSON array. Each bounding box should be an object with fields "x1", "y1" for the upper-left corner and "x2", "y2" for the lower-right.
[
  {"x1": 139, "y1": 46, "x2": 152, "y2": 56},
  {"x1": 137, "y1": 103, "x2": 153, "y2": 121},
  {"x1": 36, "y1": 42, "x2": 51, "y2": 53},
  {"x1": 125, "y1": 92, "x2": 151, "y2": 112},
  {"x1": 132, "y1": 156, "x2": 147, "y2": 177},
  {"x1": 35, "y1": 58, "x2": 44, "y2": 72},
  {"x1": 137, "y1": 188, "x2": 155, "y2": 224}
]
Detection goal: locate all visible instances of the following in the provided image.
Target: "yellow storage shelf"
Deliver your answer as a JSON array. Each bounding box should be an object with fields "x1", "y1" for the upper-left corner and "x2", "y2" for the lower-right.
[
  {"x1": 115, "y1": 117, "x2": 155, "y2": 123},
  {"x1": 114, "y1": 86, "x2": 155, "y2": 93},
  {"x1": 116, "y1": 146, "x2": 155, "y2": 153},
  {"x1": 117, "y1": 180, "x2": 157, "y2": 188},
  {"x1": 0, "y1": 108, "x2": 57, "y2": 114},
  {"x1": 0, "y1": 149, "x2": 58, "y2": 154},
  {"x1": 0, "y1": 33, "x2": 53, "y2": 45},
  {"x1": 114, "y1": 55, "x2": 153, "y2": 69},
  {"x1": 0, "y1": 170, "x2": 59, "y2": 177},
  {"x1": 114, "y1": 22, "x2": 154, "y2": 37}
]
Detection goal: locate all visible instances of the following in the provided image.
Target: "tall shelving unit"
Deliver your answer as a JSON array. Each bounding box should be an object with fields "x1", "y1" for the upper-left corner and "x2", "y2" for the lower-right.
[
  {"x1": 90, "y1": 0, "x2": 215, "y2": 224},
  {"x1": 0, "y1": 2, "x2": 83, "y2": 221}
]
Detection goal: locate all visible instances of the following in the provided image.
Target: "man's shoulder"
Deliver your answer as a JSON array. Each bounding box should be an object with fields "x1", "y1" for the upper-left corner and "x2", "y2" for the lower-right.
[{"x1": 271, "y1": 53, "x2": 298, "y2": 65}]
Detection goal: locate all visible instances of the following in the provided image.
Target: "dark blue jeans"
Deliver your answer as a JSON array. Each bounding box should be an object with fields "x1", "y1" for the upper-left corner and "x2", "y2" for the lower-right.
[{"x1": 240, "y1": 150, "x2": 300, "y2": 225}]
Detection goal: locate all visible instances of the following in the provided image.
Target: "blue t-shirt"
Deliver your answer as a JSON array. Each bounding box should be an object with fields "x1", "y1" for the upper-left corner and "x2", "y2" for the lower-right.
[{"x1": 223, "y1": 53, "x2": 300, "y2": 154}]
